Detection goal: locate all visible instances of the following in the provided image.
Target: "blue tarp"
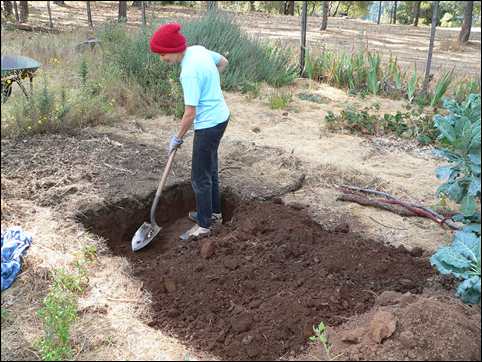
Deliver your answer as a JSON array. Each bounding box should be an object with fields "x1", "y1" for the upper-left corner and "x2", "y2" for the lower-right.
[{"x1": 1, "y1": 227, "x2": 32, "y2": 291}]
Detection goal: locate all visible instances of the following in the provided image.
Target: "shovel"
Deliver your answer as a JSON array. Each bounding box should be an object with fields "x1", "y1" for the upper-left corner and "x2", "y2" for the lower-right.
[{"x1": 131, "y1": 148, "x2": 177, "y2": 252}]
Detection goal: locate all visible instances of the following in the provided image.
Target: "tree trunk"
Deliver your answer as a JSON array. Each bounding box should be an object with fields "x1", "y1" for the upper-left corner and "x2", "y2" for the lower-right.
[
  {"x1": 285, "y1": 0, "x2": 295, "y2": 16},
  {"x1": 141, "y1": 1, "x2": 146, "y2": 25},
  {"x1": 132, "y1": 1, "x2": 142, "y2": 7},
  {"x1": 299, "y1": 0, "x2": 308, "y2": 76},
  {"x1": 249, "y1": 1, "x2": 255, "y2": 11},
  {"x1": 377, "y1": 1, "x2": 382, "y2": 24},
  {"x1": 47, "y1": 1, "x2": 53, "y2": 29},
  {"x1": 13, "y1": 0, "x2": 19, "y2": 21},
  {"x1": 422, "y1": 1, "x2": 439, "y2": 94},
  {"x1": 333, "y1": 1, "x2": 341, "y2": 16},
  {"x1": 207, "y1": 1, "x2": 217, "y2": 12},
  {"x1": 392, "y1": 1, "x2": 398, "y2": 24},
  {"x1": 458, "y1": 1, "x2": 474, "y2": 44},
  {"x1": 3, "y1": 1, "x2": 13, "y2": 16},
  {"x1": 413, "y1": 0, "x2": 421, "y2": 26},
  {"x1": 18, "y1": 0, "x2": 28, "y2": 22},
  {"x1": 320, "y1": 1, "x2": 329, "y2": 30},
  {"x1": 118, "y1": 1, "x2": 127, "y2": 22},
  {"x1": 87, "y1": 1, "x2": 93, "y2": 29}
]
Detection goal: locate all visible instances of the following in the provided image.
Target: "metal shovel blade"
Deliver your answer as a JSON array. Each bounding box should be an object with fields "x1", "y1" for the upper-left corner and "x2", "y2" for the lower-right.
[{"x1": 131, "y1": 222, "x2": 161, "y2": 252}]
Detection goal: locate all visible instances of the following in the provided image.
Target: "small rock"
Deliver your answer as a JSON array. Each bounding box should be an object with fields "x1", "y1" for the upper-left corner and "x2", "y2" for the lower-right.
[
  {"x1": 166, "y1": 308, "x2": 179, "y2": 318},
  {"x1": 400, "y1": 278, "x2": 416, "y2": 289},
  {"x1": 410, "y1": 247, "x2": 424, "y2": 257},
  {"x1": 223, "y1": 259, "x2": 239, "y2": 271},
  {"x1": 399, "y1": 330, "x2": 416, "y2": 348},
  {"x1": 200, "y1": 240, "x2": 215, "y2": 259},
  {"x1": 232, "y1": 313, "x2": 253, "y2": 333},
  {"x1": 249, "y1": 299, "x2": 262, "y2": 309},
  {"x1": 334, "y1": 222, "x2": 350, "y2": 233},
  {"x1": 251, "y1": 127, "x2": 261, "y2": 133},
  {"x1": 288, "y1": 202, "x2": 306, "y2": 210},
  {"x1": 242, "y1": 335, "x2": 254, "y2": 345},
  {"x1": 369, "y1": 311, "x2": 397, "y2": 343},
  {"x1": 340, "y1": 328, "x2": 365, "y2": 344},
  {"x1": 164, "y1": 278, "x2": 177, "y2": 293},
  {"x1": 399, "y1": 292, "x2": 418, "y2": 307},
  {"x1": 313, "y1": 257, "x2": 320, "y2": 264},
  {"x1": 247, "y1": 347, "x2": 259, "y2": 358},
  {"x1": 282, "y1": 111, "x2": 289, "y2": 116},
  {"x1": 216, "y1": 329, "x2": 227, "y2": 342},
  {"x1": 375, "y1": 291, "x2": 402, "y2": 306},
  {"x1": 272, "y1": 197, "x2": 283, "y2": 205}
]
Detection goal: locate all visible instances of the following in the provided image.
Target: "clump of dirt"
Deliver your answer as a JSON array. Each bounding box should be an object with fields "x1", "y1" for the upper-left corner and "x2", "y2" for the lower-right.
[
  {"x1": 80, "y1": 188, "x2": 434, "y2": 361},
  {"x1": 327, "y1": 292, "x2": 481, "y2": 361}
]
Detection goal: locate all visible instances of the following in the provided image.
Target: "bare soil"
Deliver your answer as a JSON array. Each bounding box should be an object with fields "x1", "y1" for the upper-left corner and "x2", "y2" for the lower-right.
[{"x1": 77, "y1": 184, "x2": 433, "y2": 361}]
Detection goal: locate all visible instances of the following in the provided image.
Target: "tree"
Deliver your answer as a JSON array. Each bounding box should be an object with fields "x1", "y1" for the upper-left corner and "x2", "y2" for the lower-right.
[
  {"x1": 413, "y1": 0, "x2": 421, "y2": 26},
  {"x1": 13, "y1": 0, "x2": 19, "y2": 21},
  {"x1": 332, "y1": 1, "x2": 341, "y2": 16},
  {"x1": 422, "y1": 1, "x2": 439, "y2": 94},
  {"x1": 118, "y1": 1, "x2": 127, "y2": 22},
  {"x1": 300, "y1": 1, "x2": 308, "y2": 76},
  {"x1": 207, "y1": 1, "x2": 217, "y2": 11},
  {"x1": 18, "y1": 0, "x2": 28, "y2": 22},
  {"x1": 87, "y1": 1, "x2": 93, "y2": 29},
  {"x1": 3, "y1": 1, "x2": 13, "y2": 17},
  {"x1": 377, "y1": 0, "x2": 382, "y2": 24},
  {"x1": 392, "y1": 1, "x2": 398, "y2": 24},
  {"x1": 132, "y1": 1, "x2": 142, "y2": 7},
  {"x1": 285, "y1": 0, "x2": 295, "y2": 16},
  {"x1": 249, "y1": 1, "x2": 255, "y2": 11},
  {"x1": 141, "y1": 1, "x2": 146, "y2": 26},
  {"x1": 53, "y1": 1, "x2": 64, "y2": 4},
  {"x1": 320, "y1": 1, "x2": 329, "y2": 30},
  {"x1": 47, "y1": 1, "x2": 53, "y2": 29},
  {"x1": 458, "y1": 1, "x2": 474, "y2": 44}
]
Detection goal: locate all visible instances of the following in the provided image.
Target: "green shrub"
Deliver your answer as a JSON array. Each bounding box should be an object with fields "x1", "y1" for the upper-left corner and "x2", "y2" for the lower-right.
[
  {"x1": 97, "y1": 12, "x2": 298, "y2": 117},
  {"x1": 325, "y1": 105, "x2": 438, "y2": 143}
]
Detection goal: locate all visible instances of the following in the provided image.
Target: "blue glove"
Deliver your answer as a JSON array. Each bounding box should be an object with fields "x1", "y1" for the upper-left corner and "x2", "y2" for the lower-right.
[{"x1": 168, "y1": 135, "x2": 183, "y2": 155}]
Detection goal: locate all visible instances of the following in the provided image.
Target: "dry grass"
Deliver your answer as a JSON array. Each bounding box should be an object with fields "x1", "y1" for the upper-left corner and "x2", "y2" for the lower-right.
[{"x1": 0, "y1": 193, "x2": 202, "y2": 361}]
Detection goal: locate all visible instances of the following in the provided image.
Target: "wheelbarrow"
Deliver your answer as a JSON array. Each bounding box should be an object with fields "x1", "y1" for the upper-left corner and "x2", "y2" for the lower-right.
[{"x1": 1, "y1": 55, "x2": 41, "y2": 104}]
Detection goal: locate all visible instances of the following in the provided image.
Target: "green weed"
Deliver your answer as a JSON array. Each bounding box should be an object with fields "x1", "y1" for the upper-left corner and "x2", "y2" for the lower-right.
[{"x1": 268, "y1": 89, "x2": 292, "y2": 109}]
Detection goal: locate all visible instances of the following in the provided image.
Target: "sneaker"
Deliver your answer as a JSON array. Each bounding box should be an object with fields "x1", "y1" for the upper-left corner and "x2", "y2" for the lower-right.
[
  {"x1": 188, "y1": 211, "x2": 223, "y2": 225},
  {"x1": 179, "y1": 224, "x2": 211, "y2": 241}
]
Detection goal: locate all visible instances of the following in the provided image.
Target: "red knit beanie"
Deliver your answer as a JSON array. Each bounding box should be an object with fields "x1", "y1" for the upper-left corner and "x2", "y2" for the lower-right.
[{"x1": 150, "y1": 23, "x2": 187, "y2": 54}]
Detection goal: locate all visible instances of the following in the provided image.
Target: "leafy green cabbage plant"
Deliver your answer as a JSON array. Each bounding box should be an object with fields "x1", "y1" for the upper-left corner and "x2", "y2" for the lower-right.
[{"x1": 430, "y1": 93, "x2": 481, "y2": 304}]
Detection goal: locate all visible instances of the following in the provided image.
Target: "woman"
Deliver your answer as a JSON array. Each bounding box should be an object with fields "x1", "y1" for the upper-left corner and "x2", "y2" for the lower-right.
[{"x1": 150, "y1": 22, "x2": 229, "y2": 240}]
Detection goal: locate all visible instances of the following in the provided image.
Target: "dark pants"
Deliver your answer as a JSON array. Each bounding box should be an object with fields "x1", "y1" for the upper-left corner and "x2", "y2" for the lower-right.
[{"x1": 192, "y1": 119, "x2": 228, "y2": 228}]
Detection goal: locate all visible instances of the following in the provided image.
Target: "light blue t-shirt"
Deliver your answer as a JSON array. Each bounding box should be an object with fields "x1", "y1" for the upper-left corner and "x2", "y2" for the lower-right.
[{"x1": 180, "y1": 46, "x2": 230, "y2": 130}]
